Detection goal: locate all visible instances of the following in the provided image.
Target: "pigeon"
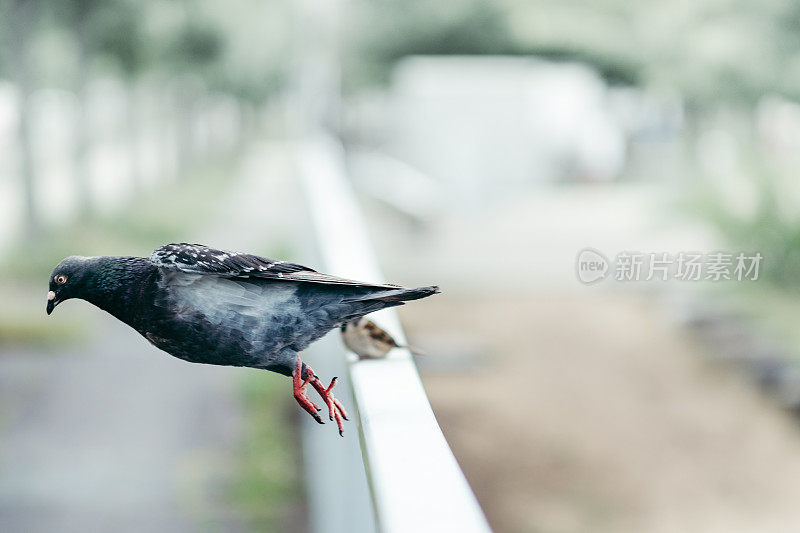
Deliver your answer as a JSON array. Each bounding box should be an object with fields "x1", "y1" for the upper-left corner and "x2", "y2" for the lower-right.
[
  {"x1": 341, "y1": 317, "x2": 426, "y2": 359},
  {"x1": 46, "y1": 243, "x2": 439, "y2": 435}
]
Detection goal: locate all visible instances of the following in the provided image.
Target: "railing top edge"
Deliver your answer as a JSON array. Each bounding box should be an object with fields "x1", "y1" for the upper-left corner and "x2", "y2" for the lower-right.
[{"x1": 296, "y1": 134, "x2": 491, "y2": 533}]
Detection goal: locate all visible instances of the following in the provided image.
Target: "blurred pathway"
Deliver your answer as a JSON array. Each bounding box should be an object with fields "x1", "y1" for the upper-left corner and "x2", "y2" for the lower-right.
[
  {"x1": 0, "y1": 142, "x2": 297, "y2": 532},
  {"x1": 408, "y1": 293, "x2": 800, "y2": 533}
]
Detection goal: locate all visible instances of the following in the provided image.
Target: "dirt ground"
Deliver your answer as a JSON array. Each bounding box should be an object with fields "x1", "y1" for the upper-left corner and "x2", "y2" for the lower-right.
[{"x1": 402, "y1": 292, "x2": 800, "y2": 533}]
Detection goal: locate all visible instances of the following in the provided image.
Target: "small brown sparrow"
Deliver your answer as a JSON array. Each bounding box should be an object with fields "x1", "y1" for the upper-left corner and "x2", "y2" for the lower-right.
[{"x1": 340, "y1": 317, "x2": 425, "y2": 359}]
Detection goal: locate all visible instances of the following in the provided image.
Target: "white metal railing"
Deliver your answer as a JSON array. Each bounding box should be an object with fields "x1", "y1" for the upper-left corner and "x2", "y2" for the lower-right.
[{"x1": 296, "y1": 134, "x2": 492, "y2": 533}]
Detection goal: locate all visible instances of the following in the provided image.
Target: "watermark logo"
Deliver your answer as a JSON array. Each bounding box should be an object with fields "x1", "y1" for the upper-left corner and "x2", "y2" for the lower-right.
[
  {"x1": 576, "y1": 248, "x2": 610, "y2": 284},
  {"x1": 576, "y1": 249, "x2": 763, "y2": 284}
]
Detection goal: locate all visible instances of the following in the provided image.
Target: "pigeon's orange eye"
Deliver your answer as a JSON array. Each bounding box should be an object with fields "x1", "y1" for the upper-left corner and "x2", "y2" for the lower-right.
[{"x1": 55, "y1": 274, "x2": 67, "y2": 285}]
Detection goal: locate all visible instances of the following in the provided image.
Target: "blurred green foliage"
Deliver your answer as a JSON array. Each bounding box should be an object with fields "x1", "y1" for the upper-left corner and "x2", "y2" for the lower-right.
[
  {"x1": 1, "y1": 0, "x2": 290, "y2": 100},
  {"x1": 348, "y1": 0, "x2": 800, "y2": 103},
  {"x1": 348, "y1": 0, "x2": 641, "y2": 86},
  {"x1": 690, "y1": 165, "x2": 800, "y2": 287},
  {"x1": 167, "y1": 21, "x2": 225, "y2": 75},
  {"x1": 4, "y1": 0, "x2": 800, "y2": 111},
  {"x1": 230, "y1": 371, "x2": 304, "y2": 532},
  {"x1": 91, "y1": 1, "x2": 147, "y2": 76}
]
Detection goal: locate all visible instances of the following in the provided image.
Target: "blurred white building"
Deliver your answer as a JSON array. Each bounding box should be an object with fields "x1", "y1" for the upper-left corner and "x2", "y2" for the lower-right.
[{"x1": 388, "y1": 56, "x2": 627, "y2": 202}]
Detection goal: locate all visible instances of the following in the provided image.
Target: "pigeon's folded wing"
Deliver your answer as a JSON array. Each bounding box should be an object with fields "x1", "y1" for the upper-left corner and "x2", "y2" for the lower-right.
[{"x1": 150, "y1": 243, "x2": 399, "y2": 288}]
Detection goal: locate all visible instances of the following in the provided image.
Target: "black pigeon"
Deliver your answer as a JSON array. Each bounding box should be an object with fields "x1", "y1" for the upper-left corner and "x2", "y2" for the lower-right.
[{"x1": 46, "y1": 243, "x2": 439, "y2": 435}]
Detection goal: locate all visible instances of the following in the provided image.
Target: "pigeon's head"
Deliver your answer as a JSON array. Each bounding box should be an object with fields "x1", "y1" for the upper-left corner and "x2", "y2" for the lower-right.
[{"x1": 47, "y1": 256, "x2": 95, "y2": 315}]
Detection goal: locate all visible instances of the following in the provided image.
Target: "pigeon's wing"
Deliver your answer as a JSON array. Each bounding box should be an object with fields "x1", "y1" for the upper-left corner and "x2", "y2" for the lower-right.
[{"x1": 150, "y1": 243, "x2": 399, "y2": 288}]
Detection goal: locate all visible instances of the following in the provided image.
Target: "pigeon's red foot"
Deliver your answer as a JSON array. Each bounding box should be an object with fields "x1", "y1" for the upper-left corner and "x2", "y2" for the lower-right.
[
  {"x1": 293, "y1": 360, "x2": 323, "y2": 424},
  {"x1": 293, "y1": 356, "x2": 349, "y2": 436}
]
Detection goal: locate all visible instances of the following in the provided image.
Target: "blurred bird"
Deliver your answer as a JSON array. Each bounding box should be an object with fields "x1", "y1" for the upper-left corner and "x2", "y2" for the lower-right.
[
  {"x1": 341, "y1": 317, "x2": 426, "y2": 359},
  {"x1": 46, "y1": 243, "x2": 439, "y2": 436}
]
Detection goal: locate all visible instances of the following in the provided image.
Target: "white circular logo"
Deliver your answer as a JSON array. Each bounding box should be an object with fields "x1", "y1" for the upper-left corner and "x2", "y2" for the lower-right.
[{"x1": 576, "y1": 248, "x2": 609, "y2": 284}]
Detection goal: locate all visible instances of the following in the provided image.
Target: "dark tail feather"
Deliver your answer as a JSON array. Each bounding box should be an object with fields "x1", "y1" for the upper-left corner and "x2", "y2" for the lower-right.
[
  {"x1": 349, "y1": 285, "x2": 440, "y2": 304},
  {"x1": 337, "y1": 285, "x2": 439, "y2": 324}
]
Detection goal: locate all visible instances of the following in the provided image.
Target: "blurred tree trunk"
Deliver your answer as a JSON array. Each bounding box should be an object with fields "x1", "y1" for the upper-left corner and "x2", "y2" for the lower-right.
[
  {"x1": 238, "y1": 100, "x2": 257, "y2": 143},
  {"x1": 174, "y1": 80, "x2": 198, "y2": 180},
  {"x1": 6, "y1": 0, "x2": 39, "y2": 238},
  {"x1": 125, "y1": 85, "x2": 143, "y2": 191},
  {"x1": 73, "y1": 18, "x2": 93, "y2": 217}
]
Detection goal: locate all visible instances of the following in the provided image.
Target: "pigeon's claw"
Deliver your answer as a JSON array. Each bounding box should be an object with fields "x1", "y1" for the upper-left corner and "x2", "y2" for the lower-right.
[
  {"x1": 293, "y1": 356, "x2": 349, "y2": 435},
  {"x1": 293, "y1": 363, "x2": 323, "y2": 424},
  {"x1": 311, "y1": 376, "x2": 349, "y2": 436}
]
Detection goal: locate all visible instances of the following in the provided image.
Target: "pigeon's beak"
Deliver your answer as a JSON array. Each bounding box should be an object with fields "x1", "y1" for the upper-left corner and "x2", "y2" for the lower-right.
[{"x1": 46, "y1": 290, "x2": 58, "y2": 315}]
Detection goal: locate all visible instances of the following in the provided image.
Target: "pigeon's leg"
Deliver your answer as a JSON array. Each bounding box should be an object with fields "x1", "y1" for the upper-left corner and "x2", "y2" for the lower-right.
[
  {"x1": 309, "y1": 375, "x2": 350, "y2": 437},
  {"x1": 293, "y1": 357, "x2": 323, "y2": 425}
]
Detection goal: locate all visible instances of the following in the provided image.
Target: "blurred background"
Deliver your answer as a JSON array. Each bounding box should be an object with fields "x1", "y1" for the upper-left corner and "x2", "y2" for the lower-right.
[{"x1": 3, "y1": 0, "x2": 800, "y2": 531}]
